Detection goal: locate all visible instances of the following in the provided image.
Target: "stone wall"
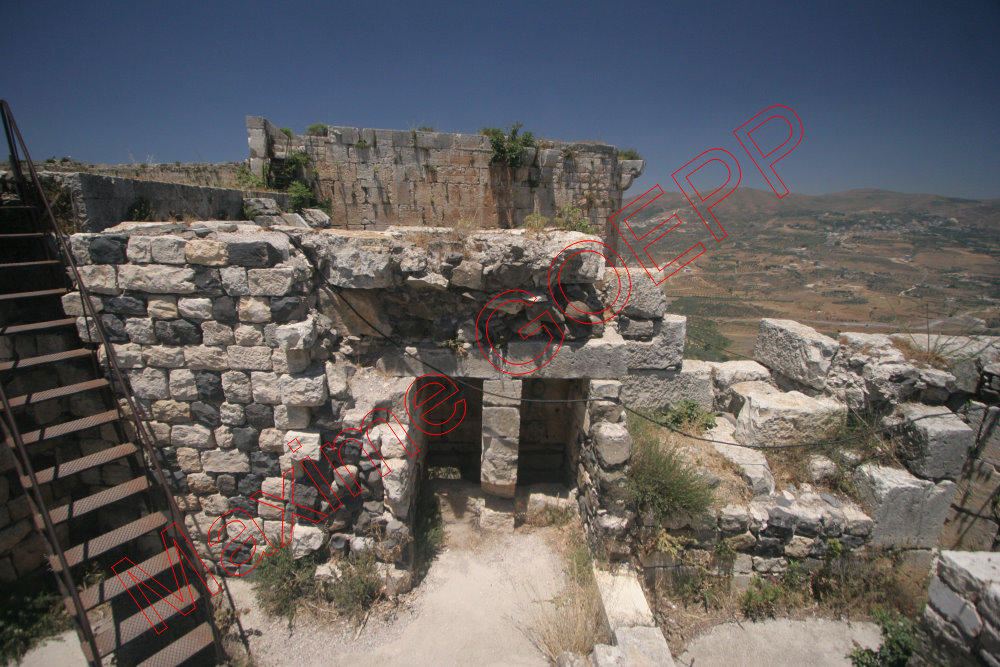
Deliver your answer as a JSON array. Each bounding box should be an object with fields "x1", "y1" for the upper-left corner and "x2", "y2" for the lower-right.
[
  {"x1": 920, "y1": 550, "x2": 1000, "y2": 666},
  {"x1": 942, "y1": 405, "x2": 1000, "y2": 551},
  {"x1": 45, "y1": 172, "x2": 290, "y2": 232},
  {"x1": 247, "y1": 116, "x2": 644, "y2": 236},
  {"x1": 60, "y1": 221, "x2": 655, "y2": 580}
]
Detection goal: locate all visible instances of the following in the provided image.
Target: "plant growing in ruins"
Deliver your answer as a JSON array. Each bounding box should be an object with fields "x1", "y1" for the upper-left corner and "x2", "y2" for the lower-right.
[
  {"x1": 553, "y1": 205, "x2": 593, "y2": 234},
  {"x1": 480, "y1": 122, "x2": 535, "y2": 168},
  {"x1": 0, "y1": 574, "x2": 71, "y2": 663},
  {"x1": 659, "y1": 399, "x2": 716, "y2": 432},
  {"x1": 126, "y1": 197, "x2": 152, "y2": 221},
  {"x1": 524, "y1": 213, "x2": 550, "y2": 233},
  {"x1": 416, "y1": 125, "x2": 435, "y2": 132},
  {"x1": 625, "y1": 412, "x2": 714, "y2": 520},
  {"x1": 252, "y1": 548, "x2": 319, "y2": 624},
  {"x1": 279, "y1": 127, "x2": 294, "y2": 138},
  {"x1": 327, "y1": 552, "x2": 383, "y2": 619},
  {"x1": 848, "y1": 607, "x2": 917, "y2": 667},
  {"x1": 354, "y1": 137, "x2": 370, "y2": 149},
  {"x1": 306, "y1": 123, "x2": 329, "y2": 137},
  {"x1": 619, "y1": 148, "x2": 642, "y2": 160},
  {"x1": 286, "y1": 180, "x2": 317, "y2": 212},
  {"x1": 236, "y1": 165, "x2": 267, "y2": 190}
]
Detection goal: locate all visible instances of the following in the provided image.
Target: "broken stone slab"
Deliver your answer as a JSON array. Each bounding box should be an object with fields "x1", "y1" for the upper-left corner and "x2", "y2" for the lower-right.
[
  {"x1": 612, "y1": 626, "x2": 676, "y2": 666},
  {"x1": 624, "y1": 314, "x2": 686, "y2": 370},
  {"x1": 889, "y1": 334, "x2": 1000, "y2": 394},
  {"x1": 753, "y1": 318, "x2": 840, "y2": 390},
  {"x1": 706, "y1": 420, "x2": 775, "y2": 496},
  {"x1": 593, "y1": 565, "x2": 656, "y2": 631},
  {"x1": 853, "y1": 463, "x2": 956, "y2": 548},
  {"x1": 592, "y1": 422, "x2": 632, "y2": 469},
  {"x1": 621, "y1": 278, "x2": 667, "y2": 319},
  {"x1": 708, "y1": 360, "x2": 772, "y2": 391},
  {"x1": 734, "y1": 387, "x2": 844, "y2": 448},
  {"x1": 619, "y1": 360, "x2": 714, "y2": 412},
  {"x1": 894, "y1": 403, "x2": 974, "y2": 481}
]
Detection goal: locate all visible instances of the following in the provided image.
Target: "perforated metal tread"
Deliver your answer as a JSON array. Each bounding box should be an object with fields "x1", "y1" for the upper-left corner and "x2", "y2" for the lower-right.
[
  {"x1": 136, "y1": 622, "x2": 215, "y2": 667},
  {"x1": 7, "y1": 377, "x2": 110, "y2": 407},
  {"x1": 53, "y1": 511, "x2": 169, "y2": 570},
  {"x1": 94, "y1": 586, "x2": 202, "y2": 657},
  {"x1": 0, "y1": 317, "x2": 75, "y2": 335},
  {"x1": 10, "y1": 408, "x2": 120, "y2": 446},
  {"x1": 78, "y1": 546, "x2": 184, "y2": 611},
  {"x1": 0, "y1": 346, "x2": 92, "y2": 371},
  {"x1": 0, "y1": 287, "x2": 68, "y2": 301},
  {"x1": 25, "y1": 442, "x2": 139, "y2": 485},
  {"x1": 43, "y1": 476, "x2": 150, "y2": 525}
]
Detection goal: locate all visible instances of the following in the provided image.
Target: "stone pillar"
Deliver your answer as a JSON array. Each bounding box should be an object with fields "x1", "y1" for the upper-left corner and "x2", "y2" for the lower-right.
[{"x1": 481, "y1": 379, "x2": 521, "y2": 498}]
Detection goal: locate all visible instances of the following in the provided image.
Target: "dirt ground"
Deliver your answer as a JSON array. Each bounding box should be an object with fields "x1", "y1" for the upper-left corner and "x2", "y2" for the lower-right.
[{"x1": 227, "y1": 520, "x2": 566, "y2": 667}]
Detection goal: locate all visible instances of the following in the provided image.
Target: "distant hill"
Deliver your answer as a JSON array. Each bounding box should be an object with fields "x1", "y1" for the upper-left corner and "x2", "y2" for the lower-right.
[{"x1": 625, "y1": 187, "x2": 1000, "y2": 230}]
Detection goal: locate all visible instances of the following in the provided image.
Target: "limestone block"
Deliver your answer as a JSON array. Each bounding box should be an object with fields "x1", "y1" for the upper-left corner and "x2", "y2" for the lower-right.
[
  {"x1": 250, "y1": 371, "x2": 282, "y2": 405},
  {"x1": 274, "y1": 405, "x2": 311, "y2": 429},
  {"x1": 929, "y1": 576, "x2": 983, "y2": 638},
  {"x1": 621, "y1": 277, "x2": 667, "y2": 319},
  {"x1": 897, "y1": 403, "x2": 974, "y2": 481},
  {"x1": 450, "y1": 260, "x2": 483, "y2": 290},
  {"x1": 184, "y1": 346, "x2": 229, "y2": 371},
  {"x1": 291, "y1": 525, "x2": 326, "y2": 559},
  {"x1": 168, "y1": 369, "x2": 198, "y2": 401},
  {"x1": 707, "y1": 421, "x2": 775, "y2": 496},
  {"x1": 171, "y1": 424, "x2": 215, "y2": 449},
  {"x1": 593, "y1": 566, "x2": 656, "y2": 630},
  {"x1": 77, "y1": 264, "x2": 119, "y2": 295},
  {"x1": 624, "y1": 314, "x2": 685, "y2": 370},
  {"x1": 128, "y1": 367, "x2": 169, "y2": 400},
  {"x1": 202, "y1": 449, "x2": 250, "y2": 473},
  {"x1": 734, "y1": 388, "x2": 843, "y2": 448},
  {"x1": 483, "y1": 379, "x2": 521, "y2": 407},
  {"x1": 592, "y1": 422, "x2": 632, "y2": 469},
  {"x1": 247, "y1": 268, "x2": 295, "y2": 296},
  {"x1": 590, "y1": 380, "x2": 622, "y2": 400},
  {"x1": 221, "y1": 371, "x2": 252, "y2": 403},
  {"x1": 237, "y1": 296, "x2": 272, "y2": 323},
  {"x1": 201, "y1": 321, "x2": 235, "y2": 346},
  {"x1": 150, "y1": 237, "x2": 187, "y2": 264},
  {"x1": 124, "y1": 318, "x2": 156, "y2": 344},
  {"x1": 280, "y1": 372, "x2": 329, "y2": 407},
  {"x1": 482, "y1": 407, "x2": 519, "y2": 497},
  {"x1": 110, "y1": 343, "x2": 143, "y2": 368},
  {"x1": 178, "y1": 298, "x2": 213, "y2": 320},
  {"x1": 853, "y1": 463, "x2": 957, "y2": 548},
  {"x1": 126, "y1": 236, "x2": 152, "y2": 263},
  {"x1": 753, "y1": 319, "x2": 840, "y2": 390},
  {"x1": 185, "y1": 239, "x2": 228, "y2": 266},
  {"x1": 228, "y1": 241, "x2": 282, "y2": 268},
  {"x1": 117, "y1": 265, "x2": 196, "y2": 294},
  {"x1": 176, "y1": 448, "x2": 202, "y2": 473},
  {"x1": 612, "y1": 626, "x2": 675, "y2": 666},
  {"x1": 938, "y1": 551, "x2": 1000, "y2": 602},
  {"x1": 619, "y1": 360, "x2": 714, "y2": 412},
  {"x1": 708, "y1": 360, "x2": 772, "y2": 390},
  {"x1": 61, "y1": 292, "x2": 100, "y2": 317},
  {"x1": 227, "y1": 346, "x2": 273, "y2": 371},
  {"x1": 147, "y1": 296, "x2": 178, "y2": 319},
  {"x1": 726, "y1": 380, "x2": 778, "y2": 415},
  {"x1": 274, "y1": 318, "x2": 316, "y2": 350},
  {"x1": 384, "y1": 457, "x2": 415, "y2": 519}
]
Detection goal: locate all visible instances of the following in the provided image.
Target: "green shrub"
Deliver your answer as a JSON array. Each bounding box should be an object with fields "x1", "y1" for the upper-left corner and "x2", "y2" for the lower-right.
[
  {"x1": 327, "y1": 552, "x2": 382, "y2": 619},
  {"x1": 126, "y1": 197, "x2": 152, "y2": 221},
  {"x1": 619, "y1": 148, "x2": 642, "y2": 160},
  {"x1": 524, "y1": 213, "x2": 550, "y2": 231},
  {"x1": 286, "y1": 180, "x2": 316, "y2": 212},
  {"x1": 267, "y1": 150, "x2": 312, "y2": 190},
  {"x1": 354, "y1": 137, "x2": 370, "y2": 149},
  {"x1": 251, "y1": 548, "x2": 318, "y2": 623},
  {"x1": 279, "y1": 127, "x2": 294, "y2": 138},
  {"x1": 306, "y1": 123, "x2": 328, "y2": 137},
  {"x1": 660, "y1": 399, "x2": 716, "y2": 432},
  {"x1": 740, "y1": 576, "x2": 784, "y2": 619},
  {"x1": 626, "y1": 413, "x2": 714, "y2": 520},
  {"x1": 236, "y1": 165, "x2": 267, "y2": 190},
  {"x1": 416, "y1": 125, "x2": 435, "y2": 132},
  {"x1": 0, "y1": 575, "x2": 71, "y2": 663},
  {"x1": 553, "y1": 206, "x2": 593, "y2": 234},
  {"x1": 848, "y1": 607, "x2": 917, "y2": 667},
  {"x1": 480, "y1": 122, "x2": 536, "y2": 168}
]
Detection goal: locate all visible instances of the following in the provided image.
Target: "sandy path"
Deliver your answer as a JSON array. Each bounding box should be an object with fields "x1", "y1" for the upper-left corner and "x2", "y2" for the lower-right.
[{"x1": 229, "y1": 522, "x2": 564, "y2": 667}]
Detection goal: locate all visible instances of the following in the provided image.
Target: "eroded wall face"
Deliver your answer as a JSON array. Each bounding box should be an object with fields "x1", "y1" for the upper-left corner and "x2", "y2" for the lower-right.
[{"x1": 247, "y1": 116, "x2": 644, "y2": 234}]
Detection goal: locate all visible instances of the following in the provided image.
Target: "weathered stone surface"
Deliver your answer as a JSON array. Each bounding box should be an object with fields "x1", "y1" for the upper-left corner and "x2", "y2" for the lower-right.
[
  {"x1": 202, "y1": 449, "x2": 250, "y2": 473},
  {"x1": 624, "y1": 314, "x2": 685, "y2": 370},
  {"x1": 228, "y1": 241, "x2": 282, "y2": 268},
  {"x1": 612, "y1": 626, "x2": 675, "y2": 666},
  {"x1": 291, "y1": 525, "x2": 325, "y2": 558},
  {"x1": 592, "y1": 422, "x2": 632, "y2": 468},
  {"x1": 707, "y1": 421, "x2": 775, "y2": 495},
  {"x1": 77, "y1": 264, "x2": 119, "y2": 295},
  {"x1": 88, "y1": 236, "x2": 127, "y2": 264},
  {"x1": 734, "y1": 388, "x2": 843, "y2": 448},
  {"x1": 118, "y1": 265, "x2": 196, "y2": 293},
  {"x1": 280, "y1": 372, "x2": 329, "y2": 407},
  {"x1": 709, "y1": 360, "x2": 772, "y2": 390},
  {"x1": 168, "y1": 370, "x2": 199, "y2": 402},
  {"x1": 147, "y1": 295, "x2": 178, "y2": 318},
  {"x1": 450, "y1": 260, "x2": 483, "y2": 290},
  {"x1": 171, "y1": 423, "x2": 215, "y2": 449},
  {"x1": 754, "y1": 319, "x2": 840, "y2": 390},
  {"x1": 929, "y1": 575, "x2": 984, "y2": 638},
  {"x1": 221, "y1": 371, "x2": 252, "y2": 403},
  {"x1": 622, "y1": 279, "x2": 667, "y2": 319},
  {"x1": 481, "y1": 407, "x2": 519, "y2": 497},
  {"x1": 247, "y1": 268, "x2": 295, "y2": 296},
  {"x1": 128, "y1": 367, "x2": 169, "y2": 400},
  {"x1": 897, "y1": 403, "x2": 974, "y2": 481},
  {"x1": 383, "y1": 457, "x2": 415, "y2": 519},
  {"x1": 227, "y1": 346, "x2": 273, "y2": 371},
  {"x1": 154, "y1": 319, "x2": 202, "y2": 345},
  {"x1": 274, "y1": 318, "x2": 316, "y2": 350},
  {"x1": 620, "y1": 360, "x2": 714, "y2": 411},
  {"x1": 150, "y1": 237, "x2": 187, "y2": 264},
  {"x1": 853, "y1": 463, "x2": 957, "y2": 548},
  {"x1": 238, "y1": 296, "x2": 272, "y2": 323},
  {"x1": 176, "y1": 448, "x2": 202, "y2": 473},
  {"x1": 184, "y1": 345, "x2": 229, "y2": 371},
  {"x1": 185, "y1": 239, "x2": 228, "y2": 266}
]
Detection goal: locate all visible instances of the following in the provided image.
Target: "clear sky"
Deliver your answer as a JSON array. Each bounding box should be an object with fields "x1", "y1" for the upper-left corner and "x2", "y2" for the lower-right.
[{"x1": 4, "y1": 0, "x2": 999, "y2": 199}]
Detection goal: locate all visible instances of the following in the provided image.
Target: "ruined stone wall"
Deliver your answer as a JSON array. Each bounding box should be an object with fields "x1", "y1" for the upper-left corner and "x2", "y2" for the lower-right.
[
  {"x1": 247, "y1": 116, "x2": 644, "y2": 234},
  {"x1": 920, "y1": 551, "x2": 1000, "y2": 666}
]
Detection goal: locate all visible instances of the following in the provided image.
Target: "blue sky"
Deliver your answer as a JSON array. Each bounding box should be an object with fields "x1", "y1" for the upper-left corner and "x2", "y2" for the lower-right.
[{"x1": 4, "y1": 0, "x2": 999, "y2": 199}]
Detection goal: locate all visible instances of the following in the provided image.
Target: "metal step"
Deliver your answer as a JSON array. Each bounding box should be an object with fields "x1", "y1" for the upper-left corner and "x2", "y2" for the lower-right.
[
  {"x1": 43, "y1": 476, "x2": 150, "y2": 525},
  {"x1": 0, "y1": 232, "x2": 46, "y2": 238},
  {"x1": 53, "y1": 511, "x2": 169, "y2": 570},
  {"x1": 136, "y1": 622, "x2": 215, "y2": 667},
  {"x1": 26, "y1": 442, "x2": 139, "y2": 485},
  {"x1": 78, "y1": 545, "x2": 184, "y2": 611},
  {"x1": 10, "y1": 408, "x2": 121, "y2": 446},
  {"x1": 0, "y1": 287, "x2": 68, "y2": 301},
  {"x1": 95, "y1": 585, "x2": 202, "y2": 658},
  {"x1": 7, "y1": 377, "x2": 110, "y2": 408},
  {"x1": 0, "y1": 317, "x2": 75, "y2": 335},
  {"x1": 0, "y1": 259, "x2": 60, "y2": 269},
  {"x1": 0, "y1": 346, "x2": 92, "y2": 371}
]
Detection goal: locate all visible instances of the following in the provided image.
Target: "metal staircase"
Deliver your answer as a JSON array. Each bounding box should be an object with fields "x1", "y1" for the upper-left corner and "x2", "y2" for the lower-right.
[{"x1": 0, "y1": 100, "x2": 224, "y2": 666}]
